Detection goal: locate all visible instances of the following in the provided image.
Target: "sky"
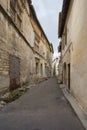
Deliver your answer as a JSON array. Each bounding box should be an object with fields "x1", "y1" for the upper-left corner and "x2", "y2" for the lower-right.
[{"x1": 32, "y1": 0, "x2": 63, "y2": 58}]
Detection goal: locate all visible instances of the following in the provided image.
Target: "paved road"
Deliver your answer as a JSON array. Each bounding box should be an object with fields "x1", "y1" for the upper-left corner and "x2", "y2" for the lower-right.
[{"x1": 0, "y1": 78, "x2": 85, "y2": 130}]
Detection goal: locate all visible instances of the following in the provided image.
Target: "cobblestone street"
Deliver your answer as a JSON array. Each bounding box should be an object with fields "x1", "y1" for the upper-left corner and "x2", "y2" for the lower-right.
[{"x1": 0, "y1": 78, "x2": 85, "y2": 130}]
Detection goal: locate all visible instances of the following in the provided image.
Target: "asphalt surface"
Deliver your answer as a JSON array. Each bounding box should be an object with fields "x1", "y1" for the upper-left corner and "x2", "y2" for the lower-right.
[{"x1": 0, "y1": 77, "x2": 85, "y2": 130}]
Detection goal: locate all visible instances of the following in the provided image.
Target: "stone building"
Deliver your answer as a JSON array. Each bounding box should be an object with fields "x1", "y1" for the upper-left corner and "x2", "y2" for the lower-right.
[
  {"x1": 57, "y1": 44, "x2": 62, "y2": 84},
  {"x1": 0, "y1": 0, "x2": 53, "y2": 94},
  {"x1": 58, "y1": 0, "x2": 87, "y2": 112},
  {"x1": 30, "y1": 4, "x2": 54, "y2": 79},
  {"x1": 52, "y1": 58, "x2": 59, "y2": 76},
  {"x1": 0, "y1": 0, "x2": 35, "y2": 93}
]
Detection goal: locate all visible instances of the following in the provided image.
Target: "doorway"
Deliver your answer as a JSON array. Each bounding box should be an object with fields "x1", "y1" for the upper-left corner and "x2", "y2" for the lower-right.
[
  {"x1": 68, "y1": 64, "x2": 70, "y2": 90},
  {"x1": 63, "y1": 63, "x2": 66, "y2": 84},
  {"x1": 9, "y1": 55, "x2": 20, "y2": 91},
  {"x1": 36, "y1": 62, "x2": 39, "y2": 75},
  {"x1": 41, "y1": 64, "x2": 43, "y2": 76}
]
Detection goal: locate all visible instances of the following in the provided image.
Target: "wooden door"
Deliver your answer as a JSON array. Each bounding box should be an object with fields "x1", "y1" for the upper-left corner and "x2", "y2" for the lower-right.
[{"x1": 9, "y1": 55, "x2": 20, "y2": 91}]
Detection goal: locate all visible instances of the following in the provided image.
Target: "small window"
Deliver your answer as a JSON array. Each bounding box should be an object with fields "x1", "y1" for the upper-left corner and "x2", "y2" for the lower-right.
[
  {"x1": 10, "y1": 0, "x2": 16, "y2": 21},
  {"x1": 10, "y1": 0, "x2": 16, "y2": 7},
  {"x1": 17, "y1": 14, "x2": 22, "y2": 28},
  {"x1": 10, "y1": 0, "x2": 22, "y2": 29},
  {"x1": 16, "y1": 3, "x2": 22, "y2": 29}
]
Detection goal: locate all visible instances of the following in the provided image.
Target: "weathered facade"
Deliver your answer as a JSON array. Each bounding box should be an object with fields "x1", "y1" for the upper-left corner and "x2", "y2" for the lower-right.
[
  {"x1": 58, "y1": 0, "x2": 87, "y2": 112},
  {"x1": 57, "y1": 46, "x2": 62, "y2": 84},
  {"x1": 30, "y1": 4, "x2": 54, "y2": 79},
  {"x1": 52, "y1": 58, "x2": 59, "y2": 76},
  {"x1": 0, "y1": 0, "x2": 35, "y2": 93},
  {"x1": 0, "y1": 0, "x2": 53, "y2": 94}
]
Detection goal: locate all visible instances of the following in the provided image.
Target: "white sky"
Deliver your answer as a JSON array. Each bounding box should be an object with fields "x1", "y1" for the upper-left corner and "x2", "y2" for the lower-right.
[{"x1": 32, "y1": 0, "x2": 63, "y2": 58}]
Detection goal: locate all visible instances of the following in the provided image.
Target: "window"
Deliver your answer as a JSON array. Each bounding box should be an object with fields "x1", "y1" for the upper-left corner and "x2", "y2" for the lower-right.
[
  {"x1": 34, "y1": 32, "x2": 40, "y2": 52},
  {"x1": 62, "y1": 36, "x2": 65, "y2": 50},
  {"x1": 34, "y1": 42, "x2": 39, "y2": 52},
  {"x1": 35, "y1": 32, "x2": 40, "y2": 43},
  {"x1": 22, "y1": 0, "x2": 27, "y2": 5},
  {"x1": 65, "y1": 27, "x2": 67, "y2": 45},
  {"x1": 10, "y1": 0, "x2": 16, "y2": 21},
  {"x1": 10, "y1": 0, "x2": 22, "y2": 29},
  {"x1": 17, "y1": 15, "x2": 22, "y2": 28},
  {"x1": 16, "y1": 3, "x2": 22, "y2": 29},
  {"x1": 0, "y1": 12, "x2": 3, "y2": 22},
  {"x1": 62, "y1": 26, "x2": 67, "y2": 50}
]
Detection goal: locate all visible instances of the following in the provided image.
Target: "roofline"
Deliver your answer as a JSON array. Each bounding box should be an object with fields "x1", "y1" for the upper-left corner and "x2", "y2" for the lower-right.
[
  {"x1": 50, "y1": 43, "x2": 54, "y2": 53},
  {"x1": 29, "y1": 3, "x2": 51, "y2": 48},
  {"x1": 58, "y1": 0, "x2": 71, "y2": 38}
]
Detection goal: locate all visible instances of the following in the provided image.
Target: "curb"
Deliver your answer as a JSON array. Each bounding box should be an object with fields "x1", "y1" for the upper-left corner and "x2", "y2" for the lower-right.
[{"x1": 59, "y1": 85, "x2": 87, "y2": 130}]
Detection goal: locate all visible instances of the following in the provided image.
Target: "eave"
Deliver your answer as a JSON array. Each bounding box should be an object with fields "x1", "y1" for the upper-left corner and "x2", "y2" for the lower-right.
[
  {"x1": 58, "y1": 0, "x2": 71, "y2": 38},
  {"x1": 29, "y1": 4, "x2": 51, "y2": 47}
]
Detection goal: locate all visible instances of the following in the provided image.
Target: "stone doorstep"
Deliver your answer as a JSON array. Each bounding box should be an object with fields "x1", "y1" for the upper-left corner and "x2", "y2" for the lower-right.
[{"x1": 59, "y1": 84, "x2": 87, "y2": 130}]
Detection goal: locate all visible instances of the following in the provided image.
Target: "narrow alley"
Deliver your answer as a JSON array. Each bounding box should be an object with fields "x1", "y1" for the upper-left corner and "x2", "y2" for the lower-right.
[{"x1": 0, "y1": 78, "x2": 85, "y2": 130}]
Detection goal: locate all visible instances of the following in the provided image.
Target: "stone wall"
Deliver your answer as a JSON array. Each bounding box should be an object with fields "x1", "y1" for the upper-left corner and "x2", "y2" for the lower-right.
[
  {"x1": 0, "y1": 0, "x2": 53, "y2": 94},
  {"x1": 0, "y1": 0, "x2": 35, "y2": 92},
  {"x1": 30, "y1": 10, "x2": 53, "y2": 79},
  {"x1": 61, "y1": 0, "x2": 87, "y2": 112}
]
